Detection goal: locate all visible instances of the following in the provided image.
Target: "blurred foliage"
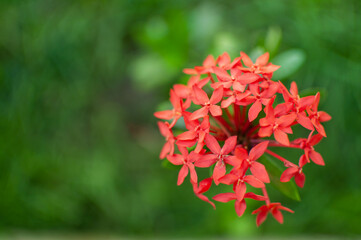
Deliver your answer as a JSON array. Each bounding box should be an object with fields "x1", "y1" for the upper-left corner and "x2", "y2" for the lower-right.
[{"x1": 0, "y1": 0, "x2": 360, "y2": 238}]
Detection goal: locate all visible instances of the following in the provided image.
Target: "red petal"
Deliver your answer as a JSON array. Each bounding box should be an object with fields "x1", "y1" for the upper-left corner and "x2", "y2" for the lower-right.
[
  {"x1": 177, "y1": 165, "x2": 189, "y2": 185},
  {"x1": 274, "y1": 129, "x2": 290, "y2": 146},
  {"x1": 189, "y1": 106, "x2": 209, "y2": 120},
  {"x1": 250, "y1": 162, "x2": 270, "y2": 183},
  {"x1": 258, "y1": 126, "x2": 273, "y2": 137},
  {"x1": 197, "y1": 177, "x2": 213, "y2": 193},
  {"x1": 280, "y1": 167, "x2": 298, "y2": 182},
  {"x1": 299, "y1": 154, "x2": 309, "y2": 167},
  {"x1": 256, "y1": 209, "x2": 268, "y2": 227},
  {"x1": 278, "y1": 113, "x2": 297, "y2": 127},
  {"x1": 319, "y1": 111, "x2": 332, "y2": 122},
  {"x1": 261, "y1": 64, "x2": 280, "y2": 73},
  {"x1": 282, "y1": 126, "x2": 293, "y2": 134},
  {"x1": 309, "y1": 133, "x2": 323, "y2": 146},
  {"x1": 219, "y1": 173, "x2": 238, "y2": 185},
  {"x1": 244, "y1": 192, "x2": 267, "y2": 201},
  {"x1": 195, "y1": 154, "x2": 217, "y2": 167},
  {"x1": 209, "y1": 105, "x2": 222, "y2": 116},
  {"x1": 235, "y1": 199, "x2": 247, "y2": 217},
  {"x1": 157, "y1": 121, "x2": 170, "y2": 137},
  {"x1": 233, "y1": 82, "x2": 246, "y2": 92},
  {"x1": 196, "y1": 193, "x2": 216, "y2": 209},
  {"x1": 249, "y1": 141, "x2": 269, "y2": 161},
  {"x1": 213, "y1": 162, "x2": 226, "y2": 185},
  {"x1": 235, "y1": 182, "x2": 247, "y2": 200},
  {"x1": 203, "y1": 55, "x2": 216, "y2": 68},
  {"x1": 213, "y1": 67, "x2": 231, "y2": 81},
  {"x1": 240, "y1": 52, "x2": 253, "y2": 67},
  {"x1": 183, "y1": 68, "x2": 197, "y2": 75},
  {"x1": 167, "y1": 154, "x2": 184, "y2": 165},
  {"x1": 176, "y1": 139, "x2": 197, "y2": 148},
  {"x1": 297, "y1": 113, "x2": 314, "y2": 130},
  {"x1": 173, "y1": 84, "x2": 189, "y2": 99},
  {"x1": 290, "y1": 81, "x2": 298, "y2": 96},
  {"x1": 196, "y1": 194, "x2": 216, "y2": 209},
  {"x1": 170, "y1": 89, "x2": 181, "y2": 109},
  {"x1": 271, "y1": 208, "x2": 284, "y2": 224},
  {"x1": 192, "y1": 85, "x2": 209, "y2": 104},
  {"x1": 224, "y1": 156, "x2": 241, "y2": 167},
  {"x1": 205, "y1": 134, "x2": 221, "y2": 154},
  {"x1": 255, "y1": 52, "x2": 269, "y2": 66},
  {"x1": 221, "y1": 96, "x2": 235, "y2": 108},
  {"x1": 234, "y1": 147, "x2": 249, "y2": 160},
  {"x1": 237, "y1": 73, "x2": 260, "y2": 84},
  {"x1": 217, "y1": 52, "x2": 231, "y2": 68},
  {"x1": 221, "y1": 136, "x2": 237, "y2": 155},
  {"x1": 160, "y1": 142, "x2": 171, "y2": 159},
  {"x1": 313, "y1": 120, "x2": 327, "y2": 137},
  {"x1": 210, "y1": 87, "x2": 224, "y2": 104},
  {"x1": 229, "y1": 56, "x2": 242, "y2": 68},
  {"x1": 278, "y1": 205, "x2": 294, "y2": 213},
  {"x1": 311, "y1": 92, "x2": 320, "y2": 112},
  {"x1": 299, "y1": 96, "x2": 314, "y2": 109},
  {"x1": 309, "y1": 150, "x2": 325, "y2": 165},
  {"x1": 295, "y1": 172, "x2": 305, "y2": 188},
  {"x1": 198, "y1": 76, "x2": 210, "y2": 88},
  {"x1": 213, "y1": 192, "x2": 236, "y2": 202},
  {"x1": 244, "y1": 175, "x2": 265, "y2": 188},
  {"x1": 248, "y1": 100, "x2": 262, "y2": 122},
  {"x1": 188, "y1": 164, "x2": 198, "y2": 184},
  {"x1": 154, "y1": 110, "x2": 174, "y2": 120},
  {"x1": 177, "y1": 131, "x2": 197, "y2": 140}
]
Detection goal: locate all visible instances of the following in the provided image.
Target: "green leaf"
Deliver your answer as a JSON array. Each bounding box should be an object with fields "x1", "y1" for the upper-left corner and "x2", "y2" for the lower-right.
[
  {"x1": 258, "y1": 154, "x2": 301, "y2": 201},
  {"x1": 272, "y1": 49, "x2": 306, "y2": 80},
  {"x1": 265, "y1": 26, "x2": 282, "y2": 55},
  {"x1": 129, "y1": 53, "x2": 176, "y2": 91}
]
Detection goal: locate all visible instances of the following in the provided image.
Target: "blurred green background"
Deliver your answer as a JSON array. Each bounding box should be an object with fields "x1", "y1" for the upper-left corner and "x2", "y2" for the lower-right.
[{"x1": 0, "y1": 0, "x2": 361, "y2": 238}]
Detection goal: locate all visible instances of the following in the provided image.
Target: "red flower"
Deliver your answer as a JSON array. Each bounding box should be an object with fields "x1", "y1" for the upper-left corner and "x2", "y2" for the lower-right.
[
  {"x1": 154, "y1": 89, "x2": 184, "y2": 128},
  {"x1": 280, "y1": 156, "x2": 306, "y2": 188},
  {"x1": 259, "y1": 100, "x2": 297, "y2": 146},
  {"x1": 239, "y1": 52, "x2": 280, "y2": 75},
  {"x1": 167, "y1": 147, "x2": 199, "y2": 185},
  {"x1": 229, "y1": 141, "x2": 270, "y2": 183},
  {"x1": 307, "y1": 92, "x2": 332, "y2": 137},
  {"x1": 189, "y1": 86, "x2": 223, "y2": 120},
  {"x1": 183, "y1": 55, "x2": 216, "y2": 75},
  {"x1": 173, "y1": 75, "x2": 210, "y2": 108},
  {"x1": 176, "y1": 115, "x2": 210, "y2": 152},
  {"x1": 157, "y1": 121, "x2": 175, "y2": 159},
  {"x1": 213, "y1": 192, "x2": 266, "y2": 217},
  {"x1": 195, "y1": 135, "x2": 237, "y2": 185},
  {"x1": 252, "y1": 202, "x2": 294, "y2": 226},
  {"x1": 212, "y1": 66, "x2": 259, "y2": 91},
  {"x1": 278, "y1": 81, "x2": 314, "y2": 130},
  {"x1": 155, "y1": 50, "x2": 330, "y2": 226},
  {"x1": 192, "y1": 177, "x2": 215, "y2": 208},
  {"x1": 247, "y1": 81, "x2": 279, "y2": 121},
  {"x1": 293, "y1": 131, "x2": 324, "y2": 165}
]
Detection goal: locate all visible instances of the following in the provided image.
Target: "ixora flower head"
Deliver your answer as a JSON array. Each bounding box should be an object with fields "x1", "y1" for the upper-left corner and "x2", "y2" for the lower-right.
[{"x1": 154, "y1": 51, "x2": 331, "y2": 226}]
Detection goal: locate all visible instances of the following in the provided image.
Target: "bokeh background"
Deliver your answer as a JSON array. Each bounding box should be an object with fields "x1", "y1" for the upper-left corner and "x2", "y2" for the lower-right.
[{"x1": 1, "y1": 0, "x2": 361, "y2": 239}]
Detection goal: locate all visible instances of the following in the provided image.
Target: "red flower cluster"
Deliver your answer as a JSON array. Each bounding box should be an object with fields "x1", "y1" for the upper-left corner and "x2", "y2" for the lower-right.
[{"x1": 154, "y1": 51, "x2": 331, "y2": 226}]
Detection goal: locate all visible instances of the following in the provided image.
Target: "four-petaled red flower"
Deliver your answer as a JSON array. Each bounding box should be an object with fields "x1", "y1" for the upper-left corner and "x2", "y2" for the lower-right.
[
  {"x1": 167, "y1": 146, "x2": 198, "y2": 185},
  {"x1": 195, "y1": 135, "x2": 237, "y2": 185},
  {"x1": 252, "y1": 202, "x2": 294, "y2": 227}
]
